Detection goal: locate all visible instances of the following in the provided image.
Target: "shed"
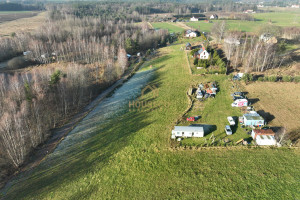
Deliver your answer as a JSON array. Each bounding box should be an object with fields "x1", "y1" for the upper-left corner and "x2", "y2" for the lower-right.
[
  {"x1": 171, "y1": 126, "x2": 204, "y2": 139},
  {"x1": 251, "y1": 129, "x2": 276, "y2": 145},
  {"x1": 243, "y1": 111, "x2": 264, "y2": 127},
  {"x1": 186, "y1": 43, "x2": 192, "y2": 50}
]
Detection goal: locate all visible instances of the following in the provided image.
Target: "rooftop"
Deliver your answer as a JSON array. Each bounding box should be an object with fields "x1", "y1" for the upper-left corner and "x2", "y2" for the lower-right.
[
  {"x1": 173, "y1": 126, "x2": 204, "y2": 132},
  {"x1": 253, "y1": 129, "x2": 275, "y2": 135},
  {"x1": 244, "y1": 112, "x2": 264, "y2": 121}
]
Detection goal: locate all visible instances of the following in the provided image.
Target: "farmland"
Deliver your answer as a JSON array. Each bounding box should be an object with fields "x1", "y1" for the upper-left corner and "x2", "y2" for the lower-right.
[
  {"x1": 151, "y1": 22, "x2": 184, "y2": 33},
  {"x1": 184, "y1": 12, "x2": 300, "y2": 33},
  {"x1": 0, "y1": 12, "x2": 46, "y2": 37},
  {"x1": 243, "y1": 82, "x2": 300, "y2": 131},
  {"x1": 2, "y1": 41, "x2": 300, "y2": 200}
]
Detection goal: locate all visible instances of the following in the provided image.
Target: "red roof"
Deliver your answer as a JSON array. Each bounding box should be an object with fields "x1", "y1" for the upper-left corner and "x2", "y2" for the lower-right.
[{"x1": 253, "y1": 129, "x2": 275, "y2": 139}]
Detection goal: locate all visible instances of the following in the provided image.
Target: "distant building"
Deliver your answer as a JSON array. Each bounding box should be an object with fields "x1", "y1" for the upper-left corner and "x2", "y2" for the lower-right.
[
  {"x1": 244, "y1": 10, "x2": 256, "y2": 14},
  {"x1": 210, "y1": 14, "x2": 218, "y2": 19},
  {"x1": 185, "y1": 30, "x2": 199, "y2": 38},
  {"x1": 190, "y1": 16, "x2": 199, "y2": 22},
  {"x1": 251, "y1": 129, "x2": 276, "y2": 146},
  {"x1": 186, "y1": 42, "x2": 192, "y2": 50},
  {"x1": 257, "y1": 5, "x2": 264, "y2": 8},
  {"x1": 291, "y1": 5, "x2": 300, "y2": 8},
  {"x1": 224, "y1": 37, "x2": 241, "y2": 45},
  {"x1": 259, "y1": 34, "x2": 278, "y2": 44}
]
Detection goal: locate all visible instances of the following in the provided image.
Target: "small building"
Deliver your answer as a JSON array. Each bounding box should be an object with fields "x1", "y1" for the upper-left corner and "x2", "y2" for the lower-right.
[
  {"x1": 291, "y1": 5, "x2": 300, "y2": 8},
  {"x1": 243, "y1": 111, "x2": 265, "y2": 127},
  {"x1": 171, "y1": 126, "x2": 204, "y2": 139},
  {"x1": 224, "y1": 37, "x2": 241, "y2": 45},
  {"x1": 259, "y1": 34, "x2": 277, "y2": 44},
  {"x1": 251, "y1": 129, "x2": 276, "y2": 145},
  {"x1": 190, "y1": 16, "x2": 199, "y2": 22},
  {"x1": 185, "y1": 30, "x2": 199, "y2": 38},
  {"x1": 210, "y1": 14, "x2": 218, "y2": 19},
  {"x1": 195, "y1": 47, "x2": 209, "y2": 59},
  {"x1": 186, "y1": 43, "x2": 192, "y2": 50},
  {"x1": 244, "y1": 10, "x2": 255, "y2": 14}
]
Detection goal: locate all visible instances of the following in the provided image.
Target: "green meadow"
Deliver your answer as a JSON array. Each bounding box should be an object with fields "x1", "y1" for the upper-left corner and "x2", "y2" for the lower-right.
[
  {"x1": 2, "y1": 41, "x2": 300, "y2": 200},
  {"x1": 151, "y1": 22, "x2": 185, "y2": 33},
  {"x1": 185, "y1": 12, "x2": 300, "y2": 33}
]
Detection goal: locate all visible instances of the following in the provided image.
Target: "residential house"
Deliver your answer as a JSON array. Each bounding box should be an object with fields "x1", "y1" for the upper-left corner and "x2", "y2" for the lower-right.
[
  {"x1": 291, "y1": 5, "x2": 300, "y2": 8},
  {"x1": 171, "y1": 126, "x2": 204, "y2": 139},
  {"x1": 210, "y1": 14, "x2": 218, "y2": 19},
  {"x1": 185, "y1": 30, "x2": 199, "y2": 38},
  {"x1": 251, "y1": 129, "x2": 276, "y2": 145},
  {"x1": 244, "y1": 10, "x2": 256, "y2": 14},
  {"x1": 259, "y1": 34, "x2": 278, "y2": 44},
  {"x1": 224, "y1": 37, "x2": 241, "y2": 45},
  {"x1": 190, "y1": 16, "x2": 199, "y2": 22},
  {"x1": 195, "y1": 47, "x2": 210, "y2": 59},
  {"x1": 243, "y1": 111, "x2": 265, "y2": 127},
  {"x1": 186, "y1": 42, "x2": 192, "y2": 50}
]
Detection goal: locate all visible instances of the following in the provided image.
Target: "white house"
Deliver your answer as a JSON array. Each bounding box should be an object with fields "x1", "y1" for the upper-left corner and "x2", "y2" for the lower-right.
[
  {"x1": 243, "y1": 111, "x2": 265, "y2": 127},
  {"x1": 190, "y1": 16, "x2": 199, "y2": 21},
  {"x1": 251, "y1": 129, "x2": 276, "y2": 146},
  {"x1": 210, "y1": 14, "x2": 218, "y2": 19},
  {"x1": 171, "y1": 126, "x2": 204, "y2": 139},
  {"x1": 185, "y1": 30, "x2": 198, "y2": 38},
  {"x1": 196, "y1": 47, "x2": 209, "y2": 59},
  {"x1": 291, "y1": 5, "x2": 300, "y2": 8}
]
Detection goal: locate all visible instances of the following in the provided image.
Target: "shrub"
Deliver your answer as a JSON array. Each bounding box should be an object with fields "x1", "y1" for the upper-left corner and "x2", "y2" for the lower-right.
[
  {"x1": 193, "y1": 58, "x2": 198, "y2": 65},
  {"x1": 294, "y1": 76, "x2": 300, "y2": 83},
  {"x1": 258, "y1": 77, "x2": 264, "y2": 82},
  {"x1": 282, "y1": 76, "x2": 292, "y2": 82},
  {"x1": 268, "y1": 76, "x2": 277, "y2": 82}
]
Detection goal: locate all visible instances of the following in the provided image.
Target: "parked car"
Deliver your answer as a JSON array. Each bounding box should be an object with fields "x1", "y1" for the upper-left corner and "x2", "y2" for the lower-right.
[
  {"x1": 196, "y1": 90, "x2": 203, "y2": 99},
  {"x1": 225, "y1": 125, "x2": 232, "y2": 135},
  {"x1": 227, "y1": 116, "x2": 235, "y2": 126},
  {"x1": 231, "y1": 92, "x2": 243, "y2": 97},
  {"x1": 233, "y1": 96, "x2": 246, "y2": 101}
]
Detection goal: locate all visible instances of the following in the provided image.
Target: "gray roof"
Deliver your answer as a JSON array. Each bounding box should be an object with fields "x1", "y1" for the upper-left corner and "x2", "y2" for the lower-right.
[
  {"x1": 186, "y1": 43, "x2": 191, "y2": 47},
  {"x1": 244, "y1": 113, "x2": 264, "y2": 121},
  {"x1": 173, "y1": 126, "x2": 204, "y2": 132}
]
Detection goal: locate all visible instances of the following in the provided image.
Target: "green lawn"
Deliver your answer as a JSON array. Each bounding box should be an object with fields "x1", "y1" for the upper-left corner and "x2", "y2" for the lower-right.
[
  {"x1": 3, "y1": 41, "x2": 300, "y2": 199},
  {"x1": 151, "y1": 22, "x2": 184, "y2": 33},
  {"x1": 185, "y1": 12, "x2": 300, "y2": 33}
]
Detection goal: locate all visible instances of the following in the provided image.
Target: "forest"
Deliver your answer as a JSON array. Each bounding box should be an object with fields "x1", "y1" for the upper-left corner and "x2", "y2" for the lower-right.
[{"x1": 0, "y1": 3, "x2": 169, "y2": 185}]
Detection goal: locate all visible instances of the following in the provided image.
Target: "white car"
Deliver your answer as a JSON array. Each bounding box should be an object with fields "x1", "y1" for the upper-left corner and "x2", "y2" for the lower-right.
[
  {"x1": 227, "y1": 116, "x2": 235, "y2": 126},
  {"x1": 225, "y1": 125, "x2": 232, "y2": 135}
]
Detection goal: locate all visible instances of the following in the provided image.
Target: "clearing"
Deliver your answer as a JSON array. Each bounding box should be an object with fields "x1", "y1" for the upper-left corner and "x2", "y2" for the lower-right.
[
  {"x1": 0, "y1": 12, "x2": 46, "y2": 37},
  {"x1": 151, "y1": 22, "x2": 184, "y2": 33},
  {"x1": 2, "y1": 41, "x2": 300, "y2": 200},
  {"x1": 243, "y1": 81, "x2": 300, "y2": 131}
]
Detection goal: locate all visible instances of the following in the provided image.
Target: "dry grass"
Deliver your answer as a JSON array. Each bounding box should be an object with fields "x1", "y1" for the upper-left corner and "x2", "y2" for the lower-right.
[
  {"x1": 244, "y1": 82, "x2": 300, "y2": 131},
  {"x1": 0, "y1": 12, "x2": 47, "y2": 37}
]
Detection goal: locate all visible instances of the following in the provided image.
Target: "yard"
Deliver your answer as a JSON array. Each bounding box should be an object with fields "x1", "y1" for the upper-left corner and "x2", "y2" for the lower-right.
[{"x1": 2, "y1": 40, "x2": 300, "y2": 200}]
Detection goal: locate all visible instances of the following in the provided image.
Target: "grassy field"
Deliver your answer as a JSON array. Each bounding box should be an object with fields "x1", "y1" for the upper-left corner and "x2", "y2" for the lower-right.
[
  {"x1": 243, "y1": 82, "x2": 300, "y2": 131},
  {"x1": 185, "y1": 12, "x2": 300, "y2": 33},
  {"x1": 0, "y1": 12, "x2": 46, "y2": 37},
  {"x1": 151, "y1": 22, "x2": 184, "y2": 33},
  {"x1": 2, "y1": 41, "x2": 300, "y2": 199}
]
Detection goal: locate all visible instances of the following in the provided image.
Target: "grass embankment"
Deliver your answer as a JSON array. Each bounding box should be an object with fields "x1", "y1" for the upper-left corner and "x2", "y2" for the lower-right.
[
  {"x1": 151, "y1": 22, "x2": 184, "y2": 33},
  {"x1": 3, "y1": 42, "x2": 300, "y2": 199}
]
